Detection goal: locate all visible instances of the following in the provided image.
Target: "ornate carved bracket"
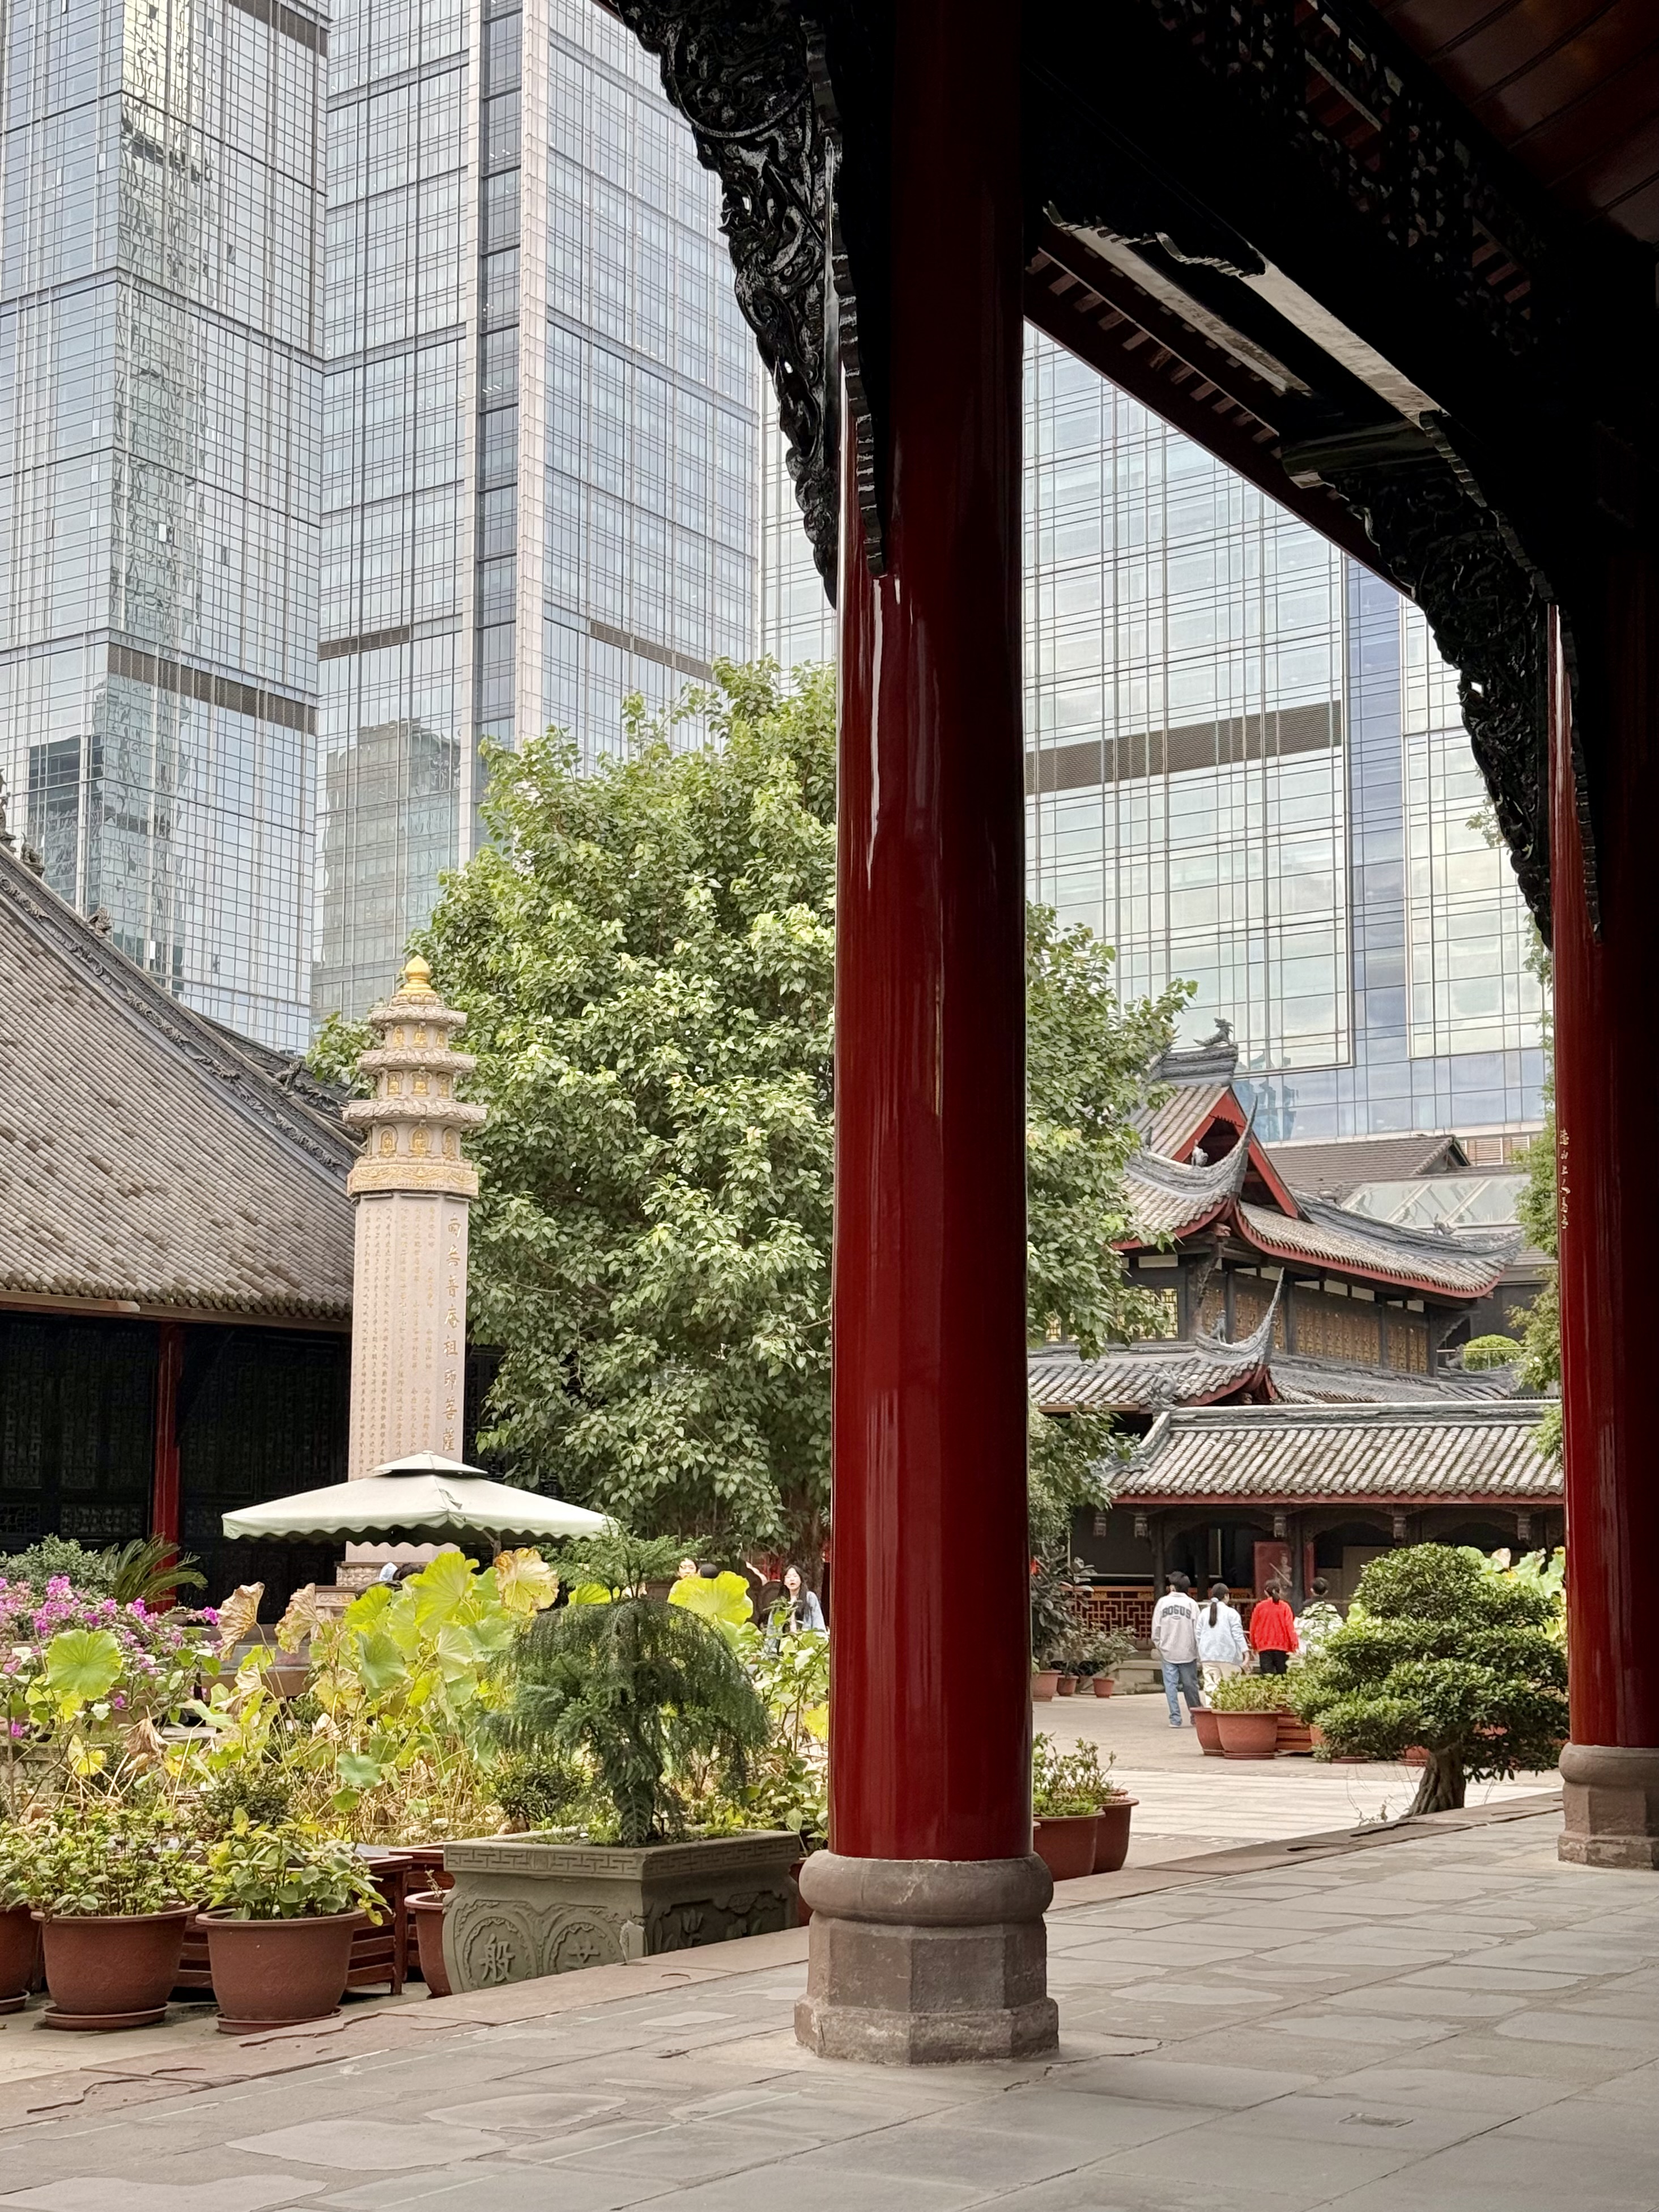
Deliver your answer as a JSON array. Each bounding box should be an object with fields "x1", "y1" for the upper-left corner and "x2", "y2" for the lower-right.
[
  {"x1": 1285, "y1": 426, "x2": 1562, "y2": 938},
  {"x1": 605, "y1": 2, "x2": 888, "y2": 597}
]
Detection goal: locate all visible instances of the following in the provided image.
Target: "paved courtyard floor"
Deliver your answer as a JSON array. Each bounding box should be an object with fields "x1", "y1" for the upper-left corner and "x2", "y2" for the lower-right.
[
  {"x1": 7, "y1": 1796, "x2": 1659, "y2": 2211},
  {"x1": 1041, "y1": 1686, "x2": 1555, "y2": 1854}
]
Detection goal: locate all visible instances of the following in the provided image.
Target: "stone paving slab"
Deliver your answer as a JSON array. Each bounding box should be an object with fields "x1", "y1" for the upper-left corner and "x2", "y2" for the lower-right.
[{"x1": 6, "y1": 1800, "x2": 1658, "y2": 2211}]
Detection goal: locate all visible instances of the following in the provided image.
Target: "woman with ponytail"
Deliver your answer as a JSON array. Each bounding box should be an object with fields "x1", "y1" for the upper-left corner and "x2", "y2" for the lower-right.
[{"x1": 1194, "y1": 1579, "x2": 1247, "y2": 1693}]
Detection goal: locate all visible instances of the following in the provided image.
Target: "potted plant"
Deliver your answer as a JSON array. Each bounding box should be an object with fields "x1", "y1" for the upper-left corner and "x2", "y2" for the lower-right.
[
  {"x1": 197, "y1": 1818, "x2": 385, "y2": 2034},
  {"x1": 441, "y1": 1534, "x2": 799, "y2": 1993},
  {"x1": 1030, "y1": 1735, "x2": 1100, "y2": 1881},
  {"x1": 0, "y1": 1830, "x2": 39, "y2": 2013},
  {"x1": 1030, "y1": 1552, "x2": 1071, "y2": 1701},
  {"x1": 1292, "y1": 1545, "x2": 1567, "y2": 1814},
  {"x1": 1206, "y1": 1671, "x2": 1289, "y2": 1759},
  {"x1": 4, "y1": 1798, "x2": 198, "y2": 2030},
  {"x1": 1075, "y1": 1626, "x2": 1135, "y2": 1696}
]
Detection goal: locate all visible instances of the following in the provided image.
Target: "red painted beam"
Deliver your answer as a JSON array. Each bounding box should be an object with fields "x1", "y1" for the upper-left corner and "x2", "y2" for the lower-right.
[
  {"x1": 831, "y1": 0, "x2": 1031, "y2": 1863},
  {"x1": 151, "y1": 1320, "x2": 185, "y2": 1549}
]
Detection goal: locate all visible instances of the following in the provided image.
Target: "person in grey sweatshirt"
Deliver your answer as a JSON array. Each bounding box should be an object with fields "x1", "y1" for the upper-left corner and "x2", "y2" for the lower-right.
[{"x1": 1150, "y1": 1572, "x2": 1204, "y2": 1728}]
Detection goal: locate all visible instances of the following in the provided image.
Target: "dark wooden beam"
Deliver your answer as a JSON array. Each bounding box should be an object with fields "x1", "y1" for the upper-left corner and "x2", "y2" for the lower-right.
[{"x1": 1024, "y1": 227, "x2": 1390, "y2": 581}]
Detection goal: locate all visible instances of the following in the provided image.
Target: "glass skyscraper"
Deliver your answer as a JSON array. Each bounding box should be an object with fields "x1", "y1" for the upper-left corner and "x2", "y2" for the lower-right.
[
  {"x1": 315, "y1": 0, "x2": 756, "y2": 1019},
  {"x1": 758, "y1": 331, "x2": 1545, "y2": 1145},
  {"x1": 0, "y1": 0, "x2": 325, "y2": 1050}
]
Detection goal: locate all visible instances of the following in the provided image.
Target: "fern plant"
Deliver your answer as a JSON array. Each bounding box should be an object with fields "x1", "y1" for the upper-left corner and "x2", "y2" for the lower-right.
[{"x1": 491, "y1": 1585, "x2": 768, "y2": 1847}]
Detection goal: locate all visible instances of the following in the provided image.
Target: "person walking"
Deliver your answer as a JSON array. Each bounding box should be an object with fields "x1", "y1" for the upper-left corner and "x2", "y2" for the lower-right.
[
  {"x1": 1296, "y1": 1577, "x2": 1343, "y2": 1659},
  {"x1": 1249, "y1": 1581, "x2": 1299, "y2": 1675},
  {"x1": 1195, "y1": 1580, "x2": 1247, "y2": 1694},
  {"x1": 1150, "y1": 1571, "x2": 1204, "y2": 1728}
]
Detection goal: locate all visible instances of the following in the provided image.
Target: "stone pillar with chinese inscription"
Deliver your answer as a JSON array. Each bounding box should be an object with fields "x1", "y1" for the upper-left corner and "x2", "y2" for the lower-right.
[{"x1": 342, "y1": 959, "x2": 488, "y2": 1552}]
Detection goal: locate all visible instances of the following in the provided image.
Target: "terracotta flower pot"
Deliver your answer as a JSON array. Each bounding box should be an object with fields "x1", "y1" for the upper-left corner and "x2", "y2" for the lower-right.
[
  {"x1": 1403, "y1": 1745, "x2": 1429, "y2": 1767},
  {"x1": 1192, "y1": 1707, "x2": 1223, "y2": 1756},
  {"x1": 1275, "y1": 1714, "x2": 1315, "y2": 1754},
  {"x1": 408, "y1": 1892, "x2": 452, "y2": 1997},
  {"x1": 0, "y1": 1902, "x2": 39, "y2": 2014},
  {"x1": 1056, "y1": 1675, "x2": 1077, "y2": 1696},
  {"x1": 1092, "y1": 1676, "x2": 1115, "y2": 1697},
  {"x1": 1215, "y1": 1711, "x2": 1281, "y2": 1760},
  {"x1": 1032, "y1": 1814, "x2": 1100, "y2": 1882},
  {"x1": 1032, "y1": 1670, "x2": 1061, "y2": 1701},
  {"x1": 199, "y1": 1909, "x2": 368, "y2": 2035},
  {"x1": 35, "y1": 1907, "x2": 194, "y2": 2030},
  {"x1": 1091, "y1": 1797, "x2": 1137, "y2": 1873}
]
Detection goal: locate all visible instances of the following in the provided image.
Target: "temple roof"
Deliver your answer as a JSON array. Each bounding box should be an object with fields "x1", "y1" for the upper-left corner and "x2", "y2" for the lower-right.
[
  {"x1": 0, "y1": 843, "x2": 357, "y2": 1321},
  {"x1": 1028, "y1": 1330, "x2": 1530, "y2": 1419},
  {"x1": 1120, "y1": 1139, "x2": 1519, "y2": 1300},
  {"x1": 1233, "y1": 1196, "x2": 1520, "y2": 1300},
  {"x1": 1117, "y1": 1401, "x2": 1556, "y2": 1504}
]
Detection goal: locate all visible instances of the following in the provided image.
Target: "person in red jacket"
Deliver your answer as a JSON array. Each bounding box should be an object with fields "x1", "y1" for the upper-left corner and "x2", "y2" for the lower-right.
[{"x1": 1249, "y1": 1583, "x2": 1299, "y2": 1676}]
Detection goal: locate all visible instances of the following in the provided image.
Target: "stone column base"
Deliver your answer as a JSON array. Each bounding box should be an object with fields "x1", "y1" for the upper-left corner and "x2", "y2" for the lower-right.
[
  {"x1": 794, "y1": 1852, "x2": 1058, "y2": 2064},
  {"x1": 1559, "y1": 1743, "x2": 1659, "y2": 1869}
]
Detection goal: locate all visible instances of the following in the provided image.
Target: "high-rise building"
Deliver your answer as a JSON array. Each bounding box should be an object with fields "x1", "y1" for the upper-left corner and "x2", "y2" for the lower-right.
[
  {"x1": 0, "y1": 0, "x2": 325, "y2": 1051},
  {"x1": 756, "y1": 331, "x2": 1546, "y2": 1145},
  {"x1": 315, "y1": 0, "x2": 757, "y2": 1019}
]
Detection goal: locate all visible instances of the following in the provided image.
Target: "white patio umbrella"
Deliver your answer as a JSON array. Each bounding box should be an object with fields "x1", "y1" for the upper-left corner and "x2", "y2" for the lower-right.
[{"x1": 220, "y1": 1450, "x2": 610, "y2": 1547}]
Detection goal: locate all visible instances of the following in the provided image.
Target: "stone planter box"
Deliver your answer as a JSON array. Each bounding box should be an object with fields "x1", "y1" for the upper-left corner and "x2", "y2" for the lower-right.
[{"x1": 441, "y1": 1831, "x2": 800, "y2": 1993}]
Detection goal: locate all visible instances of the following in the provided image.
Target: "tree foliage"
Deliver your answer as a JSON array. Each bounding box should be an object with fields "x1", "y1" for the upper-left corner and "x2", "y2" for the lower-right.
[
  {"x1": 1292, "y1": 1544, "x2": 1567, "y2": 1814},
  {"x1": 408, "y1": 661, "x2": 1184, "y2": 1552}
]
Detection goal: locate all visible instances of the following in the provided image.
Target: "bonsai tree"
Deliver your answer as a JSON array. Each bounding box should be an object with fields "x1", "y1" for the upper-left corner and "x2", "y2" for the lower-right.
[
  {"x1": 493, "y1": 1532, "x2": 768, "y2": 1846},
  {"x1": 1292, "y1": 1543, "x2": 1567, "y2": 1814}
]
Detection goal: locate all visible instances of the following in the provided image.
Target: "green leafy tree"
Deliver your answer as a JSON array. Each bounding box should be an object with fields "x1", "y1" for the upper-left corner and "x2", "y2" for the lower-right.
[
  {"x1": 1516, "y1": 1107, "x2": 1561, "y2": 1460},
  {"x1": 392, "y1": 661, "x2": 1184, "y2": 1555},
  {"x1": 1292, "y1": 1545, "x2": 1567, "y2": 1815},
  {"x1": 1461, "y1": 1333, "x2": 1521, "y2": 1372}
]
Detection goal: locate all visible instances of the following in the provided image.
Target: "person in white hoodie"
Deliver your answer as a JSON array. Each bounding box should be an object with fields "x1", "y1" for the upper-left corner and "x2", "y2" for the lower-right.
[
  {"x1": 1149, "y1": 1572, "x2": 1204, "y2": 1728},
  {"x1": 1196, "y1": 1580, "x2": 1248, "y2": 1694}
]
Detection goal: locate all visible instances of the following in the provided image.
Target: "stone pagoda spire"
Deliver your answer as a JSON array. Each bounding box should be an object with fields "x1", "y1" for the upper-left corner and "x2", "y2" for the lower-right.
[{"x1": 342, "y1": 956, "x2": 488, "y2": 1482}]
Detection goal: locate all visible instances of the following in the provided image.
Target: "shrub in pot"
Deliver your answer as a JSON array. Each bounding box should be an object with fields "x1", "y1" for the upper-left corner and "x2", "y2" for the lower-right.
[
  {"x1": 1030, "y1": 1735, "x2": 1100, "y2": 1881},
  {"x1": 444, "y1": 1533, "x2": 797, "y2": 1994},
  {"x1": 0, "y1": 1829, "x2": 40, "y2": 2011},
  {"x1": 1031, "y1": 1670, "x2": 1061, "y2": 1701},
  {"x1": 1206, "y1": 1670, "x2": 1290, "y2": 1760},
  {"x1": 197, "y1": 1817, "x2": 385, "y2": 2034},
  {"x1": 1070, "y1": 1626, "x2": 1135, "y2": 1697},
  {"x1": 1049, "y1": 1737, "x2": 1137, "y2": 1873},
  {"x1": 3, "y1": 1798, "x2": 198, "y2": 2030},
  {"x1": 1291, "y1": 1546, "x2": 1568, "y2": 1814}
]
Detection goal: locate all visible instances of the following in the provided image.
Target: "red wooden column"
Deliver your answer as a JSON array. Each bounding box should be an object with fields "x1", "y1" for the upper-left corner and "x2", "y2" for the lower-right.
[
  {"x1": 150, "y1": 1320, "x2": 185, "y2": 1549},
  {"x1": 1554, "y1": 574, "x2": 1659, "y2": 1866},
  {"x1": 794, "y1": 0, "x2": 1057, "y2": 2062}
]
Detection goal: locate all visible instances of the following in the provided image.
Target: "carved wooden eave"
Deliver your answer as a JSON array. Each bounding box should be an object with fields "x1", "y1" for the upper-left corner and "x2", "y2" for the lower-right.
[{"x1": 607, "y1": 0, "x2": 1659, "y2": 938}]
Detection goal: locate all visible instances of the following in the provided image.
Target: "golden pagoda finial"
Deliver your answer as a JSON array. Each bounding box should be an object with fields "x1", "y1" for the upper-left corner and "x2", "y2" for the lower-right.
[{"x1": 398, "y1": 954, "x2": 437, "y2": 998}]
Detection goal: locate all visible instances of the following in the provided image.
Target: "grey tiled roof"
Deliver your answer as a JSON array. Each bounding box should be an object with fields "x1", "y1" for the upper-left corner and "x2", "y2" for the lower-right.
[
  {"x1": 1123, "y1": 1141, "x2": 1249, "y2": 1239},
  {"x1": 0, "y1": 845, "x2": 358, "y2": 1318},
  {"x1": 1236, "y1": 1195, "x2": 1520, "y2": 1298},
  {"x1": 1268, "y1": 1354, "x2": 1530, "y2": 1404},
  {"x1": 1266, "y1": 1131, "x2": 1471, "y2": 1201},
  {"x1": 1118, "y1": 1400, "x2": 1556, "y2": 1501}
]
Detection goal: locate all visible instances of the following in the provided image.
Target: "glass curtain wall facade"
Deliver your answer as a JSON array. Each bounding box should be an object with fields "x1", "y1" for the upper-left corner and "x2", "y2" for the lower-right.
[
  {"x1": 316, "y1": 0, "x2": 756, "y2": 1019},
  {"x1": 755, "y1": 330, "x2": 1545, "y2": 1142},
  {"x1": 0, "y1": 0, "x2": 325, "y2": 1049}
]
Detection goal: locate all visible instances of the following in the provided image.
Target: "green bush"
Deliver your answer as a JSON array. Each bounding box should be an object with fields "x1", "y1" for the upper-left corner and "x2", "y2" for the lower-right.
[
  {"x1": 0, "y1": 1799, "x2": 198, "y2": 1917},
  {"x1": 492, "y1": 1539, "x2": 768, "y2": 1845},
  {"x1": 0, "y1": 1537, "x2": 120, "y2": 1598},
  {"x1": 1205, "y1": 1672, "x2": 1292, "y2": 1713},
  {"x1": 1032, "y1": 1733, "x2": 1126, "y2": 1817},
  {"x1": 1462, "y1": 1334, "x2": 1521, "y2": 1372},
  {"x1": 491, "y1": 1752, "x2": 590, "y2": 1832},
  {"x1": 1291, "y1": 1545, "x2": 1567, "y2": 1813},
  {"x1": 205, "y1": 1817, "x2": 385, "y2": 1921}
]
